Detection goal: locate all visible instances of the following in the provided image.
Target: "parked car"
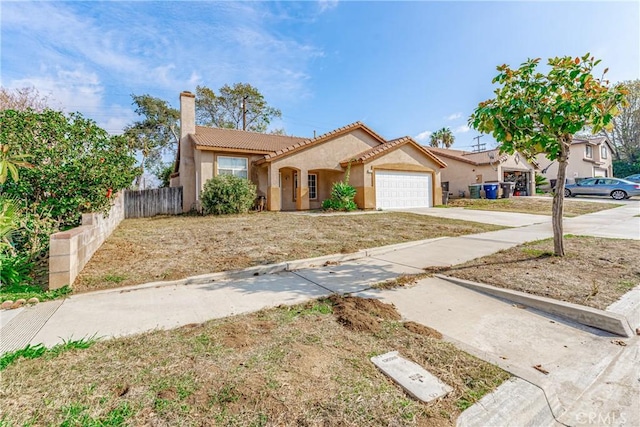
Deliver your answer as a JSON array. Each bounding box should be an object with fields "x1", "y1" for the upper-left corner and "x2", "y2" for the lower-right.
[
  {"x1": 564, "y1": 177, "x2": 640, "y2": 200},
  {"x1": 624, "y1": 174, "x2": 640, "y2": 183}
]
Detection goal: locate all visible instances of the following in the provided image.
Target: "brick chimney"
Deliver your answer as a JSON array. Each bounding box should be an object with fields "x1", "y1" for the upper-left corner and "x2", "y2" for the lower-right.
[{"x1": 179, "y1": 91, "x2": 196, "y2": 212}]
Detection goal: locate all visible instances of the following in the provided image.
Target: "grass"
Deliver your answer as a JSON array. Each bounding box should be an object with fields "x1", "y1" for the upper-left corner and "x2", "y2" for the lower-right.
[
  {"x1": 0, "y1": 337, "x2": 97, "y2": 371},
  {"x1": 0, "y1": 283, "x2": 71, "y2": 304},
  {"x1": 0, "y1": 298, "x2": 509, "y2": 426},
  {"x1": 429, "y1": 235, "x2": 640, "y2": 310},
  {"x1": 444, "y1": 197, "x2": 621, "y2": 217},
  {"x1": 74, "y1": 211, "x2": 504, "y2": 293}
]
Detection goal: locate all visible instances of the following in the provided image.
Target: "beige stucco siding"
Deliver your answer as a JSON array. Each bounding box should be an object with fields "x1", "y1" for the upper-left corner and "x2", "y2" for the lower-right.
[
  {"x1": 365, "y1": 144, "x2": 443, "y2": 207},
  {"x1": 269, "y1": 129, "x2": 380, "y2": 172},
  {"x1": 536, "y1": 142, "x2": 613, "y2": 183}
]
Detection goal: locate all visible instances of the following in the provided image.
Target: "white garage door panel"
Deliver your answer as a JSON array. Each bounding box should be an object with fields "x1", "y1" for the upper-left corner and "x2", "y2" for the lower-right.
[{"x1": 375, "y1": 171, "x2": 432, "y2": 209}]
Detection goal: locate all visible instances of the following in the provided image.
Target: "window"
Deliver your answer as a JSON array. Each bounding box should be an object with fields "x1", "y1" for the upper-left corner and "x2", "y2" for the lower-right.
[
  {"x1": 585, "y1": 145, "x2": 593, "y2": 158},
  {"x1": 217, "y1": 156, "x2": 248, "y2": 179},
  {"x1": 308, "y1": 173, "x2": 317, "y2": 200},
  {"x1": 601, "y1": 145, "x2": 607, "y2": 159},
  {"x1": 293, "y1": 172, "x2": 318, "y2": 200}
]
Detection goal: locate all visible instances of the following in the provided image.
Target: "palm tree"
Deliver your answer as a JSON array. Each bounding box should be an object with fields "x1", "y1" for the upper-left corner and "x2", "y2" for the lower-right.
[
  {"x1": 429, "y1": 128, "x2": 455, "y2": 148},
  {"x1": 429, "y1": 129, "x2": 442, "y2": 148},
  {"x1": 439, "y1": 127, "x2": 455, "y2": 148}
]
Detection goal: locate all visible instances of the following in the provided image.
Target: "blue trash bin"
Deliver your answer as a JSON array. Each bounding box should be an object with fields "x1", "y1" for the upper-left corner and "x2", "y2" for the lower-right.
[{"x1": 483, "y1": 183, "x2": 499, "y2": 200}]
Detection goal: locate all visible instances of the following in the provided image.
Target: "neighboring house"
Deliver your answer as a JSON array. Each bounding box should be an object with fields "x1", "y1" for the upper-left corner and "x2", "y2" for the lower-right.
[
  {"x1": 428, "y1": 147, "x2": 536, "y2": 197},
  {"x1": 172, "y1": 91, "x2": 447, "y2": 212},
  {"x1": 536, "y1": 137, "x2": 614, "y2": 185}
]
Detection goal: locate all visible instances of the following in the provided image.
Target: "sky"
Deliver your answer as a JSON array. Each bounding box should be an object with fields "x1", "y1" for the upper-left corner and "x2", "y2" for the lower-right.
[{"x1": 1, "y1": 0, "x2": 639, "y2": 151}]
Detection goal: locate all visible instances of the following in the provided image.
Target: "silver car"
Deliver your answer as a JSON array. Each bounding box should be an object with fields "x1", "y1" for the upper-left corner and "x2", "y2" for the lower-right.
[{"x1": 564, "y1": 177, "x2": 640, "y2": 200}]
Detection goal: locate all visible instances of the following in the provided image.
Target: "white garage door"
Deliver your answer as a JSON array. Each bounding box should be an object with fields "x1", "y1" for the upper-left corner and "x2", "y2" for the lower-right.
[{"x1": 375, "y1": 170, "x2": 432, "y2": 209}]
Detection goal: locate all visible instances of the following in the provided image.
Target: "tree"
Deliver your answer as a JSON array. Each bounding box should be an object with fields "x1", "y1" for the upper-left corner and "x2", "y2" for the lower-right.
[
  {"x1": 470, "y1": 54, "x2": 627, "y2": 256},
  {"x1": 124, "y1": 94, "x2": 179, "y2": 187},
  {"x1": 602, "y1": 80, "x2": 640, "y2": 167},
  {"x1": 429, "y1": 127, "x2": 455, "y2": 148},
  {"x1": 195, "y1": 83, "x2": 281, "y2": 132},
  {"x1": 0, "y1": 109, "x2": 139, "y2": 228},
  {"x1": 0, "y1": 86, "x2": 50, "y2": 112}
]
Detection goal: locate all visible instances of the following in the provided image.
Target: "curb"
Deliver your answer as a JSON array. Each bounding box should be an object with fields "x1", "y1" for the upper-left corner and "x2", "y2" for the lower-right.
[{"x1": 435, "y1": 274, "x2": 634, "y2": 338}]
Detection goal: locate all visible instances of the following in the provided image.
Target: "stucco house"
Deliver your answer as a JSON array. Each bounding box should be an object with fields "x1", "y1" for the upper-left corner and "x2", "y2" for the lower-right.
[
  {"x1": 171, "y1": 91, "x2": 446, "y2": 212},
  {"x1": 428, "y1": 147, "x2": 536, "y2": 198},
  {"x1": 535, "y1": 137, "x2": 614, "y2": 185}
]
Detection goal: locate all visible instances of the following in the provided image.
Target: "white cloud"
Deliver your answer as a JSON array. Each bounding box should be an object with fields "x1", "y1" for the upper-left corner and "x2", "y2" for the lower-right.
[
  {"x1": 446, "y1": 112, "x2": 462, "y2": 121},
  {"x1": 454, "y1": 125, "x2": 471, "y2": 133},
  {"x1": 318, "y1": 0, "x2": 339, "y2": 13},
  {"x1": 414, "y1": 130, "x2": 432, "y2": 142}
]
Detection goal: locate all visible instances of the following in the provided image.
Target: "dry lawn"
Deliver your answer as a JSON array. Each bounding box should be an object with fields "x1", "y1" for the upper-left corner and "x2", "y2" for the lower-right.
[
  {"x1": 0, "y1": 297, "x2": 508, "y2": 426},
  {"x1": 445, "y1": 197, "x2": 620, "y2": 217},
  {"x1": 428, "y1": 236, "x2": 640, "y2": 310},
  {"x1": 74, "y1": 211, "x2": 502, "y2": 293}
]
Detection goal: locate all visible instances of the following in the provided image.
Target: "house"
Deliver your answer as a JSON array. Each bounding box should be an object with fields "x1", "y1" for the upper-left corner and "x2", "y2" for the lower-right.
[
  {"x1": 171, "y1": 91, "x2": 447, "y2": 212},
  {"x1": 428, "y1": 147, "x2": 536, "y2": 198},
  {"x1": 535, "y1": 137, "x2": 614, "y2": 185}
]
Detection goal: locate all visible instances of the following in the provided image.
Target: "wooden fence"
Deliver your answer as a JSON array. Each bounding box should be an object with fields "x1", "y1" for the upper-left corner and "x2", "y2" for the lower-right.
[{"x1": 124, "y1": 187, "x2": 183, "y2": 218}]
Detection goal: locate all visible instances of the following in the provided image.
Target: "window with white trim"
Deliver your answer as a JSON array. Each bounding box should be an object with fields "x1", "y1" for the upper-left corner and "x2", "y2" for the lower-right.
[
  {"x1": 217, "y1": 156, "x2": 248, "y2": 179},
  {"x1": 585, "y1": 145, "x2": 593, "y2": 158},
  {"x1": 601, "y1": 145, "x2": 607, "y2": 159},
  {"x1": 293, "y1": 172, "x2": 318, "y2": 200}
]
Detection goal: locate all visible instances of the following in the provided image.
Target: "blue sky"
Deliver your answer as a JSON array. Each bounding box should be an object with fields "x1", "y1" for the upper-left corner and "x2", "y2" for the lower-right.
[{"x1": 1, "y1": 1, "x2": 638, "y2": 150}]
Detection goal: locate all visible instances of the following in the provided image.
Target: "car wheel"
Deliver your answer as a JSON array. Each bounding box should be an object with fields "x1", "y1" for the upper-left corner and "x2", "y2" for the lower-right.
[
  {"x1": 611, "y1": 190, "x2": 627, "y2": 200},
  {"x1": 564, "y1": 189, "x2": 571, "y2": 197}
]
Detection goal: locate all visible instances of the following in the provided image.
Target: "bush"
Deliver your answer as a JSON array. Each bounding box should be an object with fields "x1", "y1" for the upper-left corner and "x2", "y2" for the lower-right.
[
  {"x1": 323, "y1": 181, "x2": 357, "y2": 212},
  {"x1": 201, "y1": 174, "x2": 257, "y2": 215},
  {"x1": 0, "y1": 253, "x2": 33, "y2": 289}
]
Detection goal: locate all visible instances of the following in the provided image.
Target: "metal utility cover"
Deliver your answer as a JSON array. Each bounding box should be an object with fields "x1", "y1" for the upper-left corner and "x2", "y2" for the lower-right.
[{"x1": 371, "y1": 351, "x2": 452, "y2": 402}]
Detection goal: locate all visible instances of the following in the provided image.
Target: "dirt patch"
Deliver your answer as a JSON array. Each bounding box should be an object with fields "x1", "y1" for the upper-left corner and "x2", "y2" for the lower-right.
[
  {"x1": 73, "y1": 211, "x2": 503, "y2": 293},
  {"x1": 404, "y1": 321, "x2": 443, "y2": 339},
  {"x1": 446, "y1": 197, "x2": 620, "y2": 217},
  {"x1": 330, "y1": 295, "x2": 401, "y2": 333},
  {"x1": 0, "y1": 298, "x2": 508, "y2": 426},
  {"x1": 432, "y1": 236, "x2": 640, "y2": 310}
]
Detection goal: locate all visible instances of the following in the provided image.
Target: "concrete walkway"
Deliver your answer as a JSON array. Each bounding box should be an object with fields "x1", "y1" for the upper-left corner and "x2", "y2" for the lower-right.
[{"x1": 1, "y1": 201, "x2": 638, "y2": 426}]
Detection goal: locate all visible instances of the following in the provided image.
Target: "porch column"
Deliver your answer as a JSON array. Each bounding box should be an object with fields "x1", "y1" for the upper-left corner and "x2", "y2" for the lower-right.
[
  {"x1": 267, "y1": 165, "x2": 281, "y2": 211},
  {"x1": 296, "y1": 169, "x2": 310, "y2": 210}
]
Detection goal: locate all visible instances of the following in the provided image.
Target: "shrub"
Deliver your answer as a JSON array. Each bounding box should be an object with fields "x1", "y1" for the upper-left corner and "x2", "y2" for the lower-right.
[
  {"x1": 323, "y1": 181, "x2": 357, "y2": 212},
  {"x1": 201, "y1": 174, "x2": 257, "y2": 215}
]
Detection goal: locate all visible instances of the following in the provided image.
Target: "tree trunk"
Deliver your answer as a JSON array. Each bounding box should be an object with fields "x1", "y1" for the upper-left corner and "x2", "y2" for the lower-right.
[{"x1": 552, "y1": 136, "x2": 571, "y2": 256}]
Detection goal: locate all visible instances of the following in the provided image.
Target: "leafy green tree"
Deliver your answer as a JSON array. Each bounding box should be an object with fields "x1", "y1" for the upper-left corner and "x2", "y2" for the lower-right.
[
  {"x1": 602, "y1": 80, "x2": 640, "y2": 173},
  {"x1": 195, "y1": 83, "x2": 281, "y2": 132},
  {"x1": 154, "y1": 163, "x2": 174, "y2": 188},
  {"x1": 429, "y1": 127, "x2": 455, "y2": 148},
  {"x1": 124, "y1": 94, "x2": 179, "y2": 186},
  {"x1": 0, "y1": 109, "x2": 139, "y2": 229},
  {"x1": 470, "y1": 54, "x2": 627, "y2": 256}
]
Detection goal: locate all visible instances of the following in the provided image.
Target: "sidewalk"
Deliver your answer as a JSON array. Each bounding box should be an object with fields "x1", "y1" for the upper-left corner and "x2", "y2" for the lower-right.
[{"x1": 1, "y1": 202, "x2": 638, "y2": 425}]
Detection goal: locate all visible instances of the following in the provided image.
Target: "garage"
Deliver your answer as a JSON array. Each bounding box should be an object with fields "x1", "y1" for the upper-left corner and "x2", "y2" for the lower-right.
[{"x1": 375, "y1": 170, "x2": 432, "y2": 209}]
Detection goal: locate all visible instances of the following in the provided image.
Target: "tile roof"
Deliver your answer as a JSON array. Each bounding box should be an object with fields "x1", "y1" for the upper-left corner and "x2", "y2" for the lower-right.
[
  {"x1": 427, "y1": 147, "x2": 506, "y2": 166},
  {"x1": 341, "y1": 137, "x2": 447, "y2": 168},
  {"x1": 191, "y1": 126, "x2": 307, "y2": 153}
]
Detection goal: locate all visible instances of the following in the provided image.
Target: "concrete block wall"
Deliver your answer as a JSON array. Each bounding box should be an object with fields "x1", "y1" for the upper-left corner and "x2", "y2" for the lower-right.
[{"x1": 48, "y1": 193, "x2": 125, "y2": 290}]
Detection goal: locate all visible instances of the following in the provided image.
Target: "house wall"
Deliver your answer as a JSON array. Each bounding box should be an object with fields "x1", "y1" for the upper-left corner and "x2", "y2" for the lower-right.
[
  {"x1": 366, "y1": 144, "x2": 443, "y2": 208},
  {"x1": 439, "y1": 159, "x2": 492, "y2": 198},
  {"x1": 441, "y1": 153, "x2": 535, "y2": 198},
  {"x1": 537, "y1": 142, "x2": 613, "y2": 184}
]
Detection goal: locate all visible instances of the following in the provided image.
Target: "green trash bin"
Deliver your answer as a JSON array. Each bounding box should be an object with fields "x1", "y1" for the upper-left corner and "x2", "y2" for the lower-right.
[{"x1": 468, "y1": 184, "x2": 481, "y2": 199}]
